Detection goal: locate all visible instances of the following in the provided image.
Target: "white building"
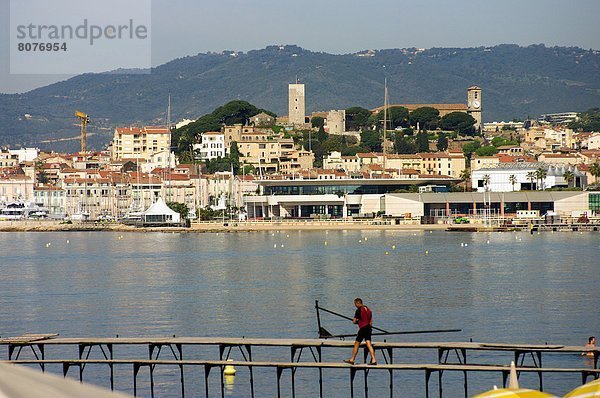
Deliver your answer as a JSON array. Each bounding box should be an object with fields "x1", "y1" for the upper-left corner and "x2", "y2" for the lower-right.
[
  {"x1": 472, "y1": 163, "x2": 586, "y2": 192},
  {"x1": 194, "y1": 132, "x2": 226, "y2": 161},
  {"x1": 9, "y1": 148, "x2": 39, "y2": 163}
]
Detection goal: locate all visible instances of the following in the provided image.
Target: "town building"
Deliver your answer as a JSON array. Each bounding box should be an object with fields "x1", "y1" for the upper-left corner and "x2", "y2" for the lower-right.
[
  {"x1": 471, "y1": 163, "x2": 586, "y2": 192},
  {"x1": 33, "y1": 185, "x2": 66, "y2": 218},
  {"x1": 111, "y1": 126, "x2": 172, "y2": 162},
  {"x1": 193, "y1": 131, "x2": 226, "y2": 161}
]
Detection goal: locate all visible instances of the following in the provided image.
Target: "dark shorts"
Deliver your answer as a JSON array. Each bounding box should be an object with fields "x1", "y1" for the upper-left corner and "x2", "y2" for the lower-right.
[{"x1": 356, "y1": 326, "x2": 372, "y2": 342}]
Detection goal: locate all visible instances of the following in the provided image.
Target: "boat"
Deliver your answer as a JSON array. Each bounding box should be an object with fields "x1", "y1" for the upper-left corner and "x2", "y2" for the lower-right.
[{"x1": 0, "y1": 202, "x2": 49, "y2": 220}]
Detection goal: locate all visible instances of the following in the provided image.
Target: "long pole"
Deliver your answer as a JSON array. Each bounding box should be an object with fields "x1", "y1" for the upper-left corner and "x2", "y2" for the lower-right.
[{"x1": 383, "y1": 78, "x2": 387, "y2": 171}]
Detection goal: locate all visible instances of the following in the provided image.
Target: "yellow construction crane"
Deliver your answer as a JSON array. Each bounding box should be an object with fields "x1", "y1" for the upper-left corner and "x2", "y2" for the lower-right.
[{"x1": 75, "y1": 111, "x2": 90, "y2": 153}]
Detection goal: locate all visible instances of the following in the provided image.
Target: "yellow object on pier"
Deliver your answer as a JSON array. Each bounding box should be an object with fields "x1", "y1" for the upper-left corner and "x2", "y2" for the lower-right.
[{"x1": 223, "y1": 359, "x2": 236, "y2": 375}]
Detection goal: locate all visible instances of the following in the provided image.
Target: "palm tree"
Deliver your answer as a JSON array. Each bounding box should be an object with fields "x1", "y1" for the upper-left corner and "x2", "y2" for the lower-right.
[
  {"x1": 483, "y1": 174, "x2": 491, "y2": 192},
  {"x1": 535, "y1": 167, "x2": 548, "y2": 191},
  {"x1": 459, "y1": 169, "x2": 471, "y2": 192},
  {"x1": 562, "y1": 170, "x2": 574, "y2": 188},
  {"x1": 590, "y1": 162, "x2": 600, "y2": 184},
  {"x1": 509, "y1": 174, "x2": 517, "y2": 191},
  {"x1": 526, "y1": 171, "x2": 536, "y2": 190}
]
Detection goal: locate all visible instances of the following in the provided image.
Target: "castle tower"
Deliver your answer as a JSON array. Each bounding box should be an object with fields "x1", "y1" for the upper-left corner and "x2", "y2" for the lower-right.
[
  {"x1": 288, "y1": 83, "x2": 305, "y2": 125},
  {"x1": 467, "y1": 86, "x2": 482, "y2": 132}
]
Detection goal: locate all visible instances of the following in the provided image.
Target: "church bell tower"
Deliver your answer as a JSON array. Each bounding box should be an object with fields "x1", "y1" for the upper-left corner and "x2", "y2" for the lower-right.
[{"x1": 467, "y1": 86, "x2": 482, "y2": 132}]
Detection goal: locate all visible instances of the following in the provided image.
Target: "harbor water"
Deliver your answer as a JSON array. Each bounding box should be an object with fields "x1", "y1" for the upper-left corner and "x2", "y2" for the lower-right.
[{"x1": 0, "y1": 230, "x2": 598, "y2": 397}]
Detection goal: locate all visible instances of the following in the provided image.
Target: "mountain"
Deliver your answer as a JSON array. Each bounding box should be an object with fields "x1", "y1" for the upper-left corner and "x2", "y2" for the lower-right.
[{"x1": 2, "y1": 44, "x2": 600, "y2": 151}]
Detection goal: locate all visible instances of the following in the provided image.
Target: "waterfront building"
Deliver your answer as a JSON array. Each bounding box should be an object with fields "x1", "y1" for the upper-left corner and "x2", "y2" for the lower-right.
[
  {"x1": 0, "y1": 149, "x2": 19, "y2": 168},
  {"x1": 33, "y1": 185, "x2": 66, "y2": 218},
  {"x1": 111, "y1": 126, "x2": 171, "y2": 162},
  {"x1": 0, "y1": 174, "x2": 34, "y2": 203},
  {"x1": 471, "y1": 163, "x2": 586, "y2": 192},
  {"x1": 243, "y1": 176, "x2": 460, "y2": 219},
  {"x1": 243, "y1": 176, "x2": 597, "y2": 220}
]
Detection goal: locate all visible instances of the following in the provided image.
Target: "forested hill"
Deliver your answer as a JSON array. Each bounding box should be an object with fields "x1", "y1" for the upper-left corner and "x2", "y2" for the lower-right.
[{"x1": 2, "y1": 44, "x2": 599, "y2": 151}]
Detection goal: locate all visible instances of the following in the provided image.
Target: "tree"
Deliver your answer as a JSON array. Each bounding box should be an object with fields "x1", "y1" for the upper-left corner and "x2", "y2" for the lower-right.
[
  {"x1": 459, "y1": 169, "x2": 471, "y2": 192},
  {"x1": 509, "y1": 174, "x2": 517, "y2": 191},
  {"x1": 491, "y1": 136, "x2": 518, "y2": 147},
  {"x1": 440, "y1": 112, "x2": 477, "y2": 135},
  {"x1": 475, "y1": 145, "x2": 499, "y2": 156},
  {"x1": 416, "y1": 131, "x2": 429, "y2": 152},
  {"x1": 167, "y1": 202, "x2": 189, "y2": 219},
  {"x1": 483, "y1": 174, "x2": 491, "y2": 192},
  {"x1": 590, "y1": 162, "x2": 600, "y2": 180},
  {"x1": 394, "y1": 133, "x2": 417, "y2": 154},
  {"x1": 436, "y1": 132, "x2": 448, "y2": 151},
  {"x1": 360, "y1": 130, "x2": 381, "y2": 152},
  {"x1": 535, "y1": 167, "x2": 548, "y2": 190},
  {"x1": 316, "y1": 125, "x2": 328, "y2": 143},
  {"x1": 462, "y1": 141, "x2": 481, "y2": 161},
  {"x1": 410, "y1": 107, "x2": 440, "y2": 130},
  {"x1": 229, "y1": 141, "x2": 241, "y2": 175},
  {"x1": 345, "y1": 107, "x2": 372, "y2": 131},
  {"x1": 378, "y1": 106, "x2": 409, "y2": 130},
  {"x1": 562, "y1": 170, "x2": 574, "y2": 188},
  {"x1": 526, "y1": 171, "x2": 536, "y2": 190},
  {"x1": 311, "y1": 116, "x2": 325, "y2": 128}
]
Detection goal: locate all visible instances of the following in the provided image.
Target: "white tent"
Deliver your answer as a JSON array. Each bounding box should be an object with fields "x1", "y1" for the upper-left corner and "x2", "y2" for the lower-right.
[{"x1": 142, "y1": 197, "x2": 181, "y2": 224}]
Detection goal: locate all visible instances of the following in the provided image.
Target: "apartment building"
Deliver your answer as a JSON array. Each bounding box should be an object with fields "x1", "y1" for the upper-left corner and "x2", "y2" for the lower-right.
[{"x1": 111, "y1": 126, "x2": 171, "y2": 161}]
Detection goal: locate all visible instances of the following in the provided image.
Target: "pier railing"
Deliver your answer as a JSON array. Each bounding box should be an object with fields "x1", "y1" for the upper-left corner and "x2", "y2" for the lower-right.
[{"x1": 1, "y1": 335, "x2": 598, "y2": 398}]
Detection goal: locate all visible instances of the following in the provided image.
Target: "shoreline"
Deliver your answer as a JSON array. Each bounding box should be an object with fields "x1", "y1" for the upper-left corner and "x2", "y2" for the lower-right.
[{"x1": 0, "y1": 220, "x2": 450, "y2": 233}]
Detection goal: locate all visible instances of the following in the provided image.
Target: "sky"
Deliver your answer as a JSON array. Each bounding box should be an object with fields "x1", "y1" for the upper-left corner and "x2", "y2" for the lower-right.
[{"x1": 1, "y1": 0, "x2": 600, "y2": 94}]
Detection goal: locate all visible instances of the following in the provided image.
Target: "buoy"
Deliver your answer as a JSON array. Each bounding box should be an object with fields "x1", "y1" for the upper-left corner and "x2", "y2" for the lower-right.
[
  {"x1": 486, "y1": 240, "x2": 489, "y2": 244},
  {"x1": 364, "y1": 237, "x2": 367, "y2": 241},
  {"x1": 385, "y1": 251, "x2": 389, "y2": 255},
  {"x1": 391, "y1": 245, "x2": 396, "y2": 250},
  {"x1": 286, "y1": 235, "x2": 289, "y2": 238},
  {"x1": 324, "y1": 241, "x2": 328, "y2": 246},
  {"x1": 465, "y1": 243, "x2": 468, "y2": 247},
  {"x1": 47, "y1": 242, "x2": 51, "y2": 246},
  {"x1": 430, "y1": 231, "x2": 433, "y2": 234},
  {"x1": 66, "y1": 240, "x2": 69, "y2": 244},
  {"x1": 460, "y1": 243, "x2": 464, "y2": 247},
  {"x1": 425, "y1": 250, "x2": 429, "y2": 255},
  {"x1": 224, "y1": 359, "x2": 236, "y2": 375},
  {"x1": 274, "y1": 244, "x2": 277, "y2": 248},
  {"x1": 281, "y1": 244, "x2": 284, "y2": 248},
  {"x1": 358, "y1": 240, "x2": 362, "y2": 243}
]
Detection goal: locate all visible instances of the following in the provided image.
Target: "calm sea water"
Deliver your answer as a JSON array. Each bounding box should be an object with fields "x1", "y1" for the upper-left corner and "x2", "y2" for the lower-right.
[{"x1": 0, "y1": 230, "x2": 598, "y2": 397}]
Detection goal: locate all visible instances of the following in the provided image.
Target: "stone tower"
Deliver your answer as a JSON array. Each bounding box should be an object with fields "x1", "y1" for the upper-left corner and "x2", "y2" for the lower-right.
[
  {"x1": 467, "y1": 86, "x2": 482, "y2": 132},
  {"x1": 288, "y1": 83, "x2": 305, "y2": 125}
]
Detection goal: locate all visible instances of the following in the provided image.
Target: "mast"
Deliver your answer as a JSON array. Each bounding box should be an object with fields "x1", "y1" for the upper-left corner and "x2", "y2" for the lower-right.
[{"x1": 383, "y1": 78, "x2": 388, "y2": 171}]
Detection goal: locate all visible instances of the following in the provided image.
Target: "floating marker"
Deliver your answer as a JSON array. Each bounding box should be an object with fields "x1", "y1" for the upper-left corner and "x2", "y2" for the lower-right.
[
  {"x1": 274, "y1": 244, "x2": 277, "y2": 248},
  {"x1": 385, "y1": 251, "x2": 389, "y2": 255},
  {"x1": 324, "y1": 241, "x2": 328, "y2": 246},
  {"x1": 358, "y1": 240, "x2": 362, "y2": 243},
  {"x1": 461, "y1": 243, "x2": 464, "y2": 247},
  {"x1": 486, "y1": 240, "x2": 490, "y2": 244},
  {"x1": 425, "y1": 250, "x2": 429, "y2": 255},
  {"x1": 364, "y1": 237, "x2": 367, "y2": 241},
  {"x1": 66, "y1": 240, "x2": 69, "y2": 244},
  {"x1": 392, "y1": 245, "x2": 396, "y2": 250},
  {"x1": 286, "y1": 235, "x2": 289, "y2": 238},
  {"x1": 224, "y1": 359, "x2": 236, "y2": 375},
  {"x1": 465, "y1": 243, "x2": 468, "y2": 247},
  {"x1": 281, "y1": 244, "x2": 284, "y2": 248}
]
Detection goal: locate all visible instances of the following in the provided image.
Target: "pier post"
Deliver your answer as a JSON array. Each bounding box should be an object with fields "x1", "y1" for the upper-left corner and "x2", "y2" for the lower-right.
[{"x1": 350, "y1": 368, "x2": 356, "y2": 398}]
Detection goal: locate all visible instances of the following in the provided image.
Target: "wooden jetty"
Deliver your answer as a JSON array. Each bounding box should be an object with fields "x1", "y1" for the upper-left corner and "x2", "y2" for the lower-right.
[{"x1": 1, "y1": 334, "x2": 598, "y2": 398}]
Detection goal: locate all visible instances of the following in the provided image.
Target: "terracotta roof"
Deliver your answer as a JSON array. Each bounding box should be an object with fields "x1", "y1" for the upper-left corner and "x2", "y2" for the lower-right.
[{"x1": 357, "y1": 152, "x2": 378, "y2": 158}]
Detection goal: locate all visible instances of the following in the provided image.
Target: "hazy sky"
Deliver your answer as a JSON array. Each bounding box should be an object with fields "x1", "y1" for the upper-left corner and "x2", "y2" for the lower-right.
[{"x1": 2, "y1": 0, "x2": 600, "y2": 93}]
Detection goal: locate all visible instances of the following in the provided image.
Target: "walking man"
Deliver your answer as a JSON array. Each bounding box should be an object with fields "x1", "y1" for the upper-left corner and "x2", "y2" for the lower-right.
[{"x1": 344, "y1": 298, "x2": 377, "y2": 365}]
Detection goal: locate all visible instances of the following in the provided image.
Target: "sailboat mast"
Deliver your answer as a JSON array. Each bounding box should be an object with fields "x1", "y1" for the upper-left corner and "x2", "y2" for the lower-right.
[{"x1": 383, "y1": 78, "x2": 387, "y2": 171}]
